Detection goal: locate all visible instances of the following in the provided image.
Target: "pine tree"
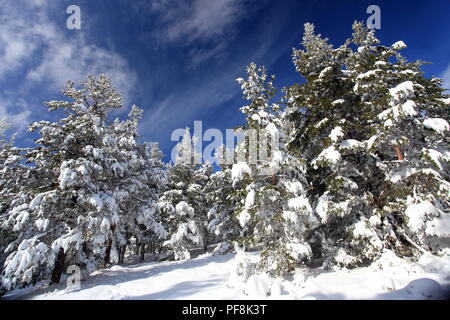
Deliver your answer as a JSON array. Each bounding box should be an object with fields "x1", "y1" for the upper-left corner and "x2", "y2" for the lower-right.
[
  {"x1": 107, "y1": 107, "x2": 167, "y2": 264},
  {"x1": 205, "y1": 146, "x2": 242, "y2": 254},
  {"x1": 285, "y1": 22, "x2": 450, "y2": 269},
  {"x1": 159, "y1": 128, "x2": 206, "y2": 260},
  {"x1": 0, "y1": 75, "x2": 167, "y2": 292},
  {"x1": 232, "y1": 63, "x2": 315, "y2": 276}
]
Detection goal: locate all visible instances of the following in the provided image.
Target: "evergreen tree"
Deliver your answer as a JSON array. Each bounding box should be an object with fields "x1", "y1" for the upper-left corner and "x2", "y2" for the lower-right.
[
  {"x1": 205, "y1": 146, "x2": 242, "y2": 254},
  {"x1": 285, "y1": 22, "x2": 450, "y2": 269},
  {"x1": 0, "y1": 75, "x2": 166, "y2": 292},
  {"x1": 160, "y1": 128, "x2": 206, "y2": 260},
  {"x1": 232, "y1": 63, "x2": 315, "y2": 276}
]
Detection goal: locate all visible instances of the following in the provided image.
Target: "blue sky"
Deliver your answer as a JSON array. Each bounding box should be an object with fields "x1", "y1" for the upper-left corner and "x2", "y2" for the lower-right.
[{"x1": 1, "y1": 0, "x2": 449, "y2": 162}]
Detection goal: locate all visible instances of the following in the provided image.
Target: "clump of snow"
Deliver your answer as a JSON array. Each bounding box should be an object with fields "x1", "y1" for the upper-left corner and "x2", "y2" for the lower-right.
[
  {"x1": 405, "y1": 201, "x2": 437, "y2": 232},
  {"x1": 340, "y1": 139, "x2": 361, "y2": 149},
  {"x1": 401, "y1": 100, "x2": 418, "y2": 117},
  {"x1": 329, "y1": 126, "x2": 344, "y2": 142},
  {"x1": 175, "y1": 201, "x2": 194, "y2": 217},
  {"x1": 357, "y1": 69, "x2": 379, "y2": 80},
  {"x1": 238, "y1": 210, "x2": 251, "y2": 228},
  {"x1": 426, "y1": 214, "x2": 450, "y2": 238},
  {"x1": 315, "y1": 193, "x2": 331, "y2": 223},
  {"x1": 287, "y1": 196, "x2": 312, "y2": 213},
  {"x1": 58, "y1": 162, "x2": 78, "y2": 189},
  {"x1": 88, "y1": 194, "x2": 103, "y2": 211},
  {"x1": 421, "y1": 148, "x2": 445, "y2": 170},
  {"x1": 423, "y1": 118, "x2": 449, "y2": 134},
  {"x1": 387, "y1": 167, "x2": 442, "y2": 184},
  {"x1": 35, "y1": 218, "x2": 49, "y2": 232},
  {"x1": 244, "y1": 190, "x2": 255, "y2": 209},
  {"x1": 389, "y1": 81, "x2": 414, "y2": 103},
  {"x1": 231, "y1": 162, "x2": 251, "y2": 183},
  {"x1": 284, "y1": 181, "x2": 304, "y2": 194},
  {"x1": 384, "y1": 119, "x2": 394, "y2": 127},
  {"x1": 312, "y1": 145, "x2": 341, "y2": 169},
  {"x1": 334, "y1": 248, "x2": 358, "y2": 267},
  {"x1": 315, "y1": 118, "x2": 329, "y2": 128},
  {"x1": 364, "y1": 135, "x2": 378, "y2": 150},
  {"x1": 378, "y1": 99, "x2": 418, "y2": 121},
  {"x1": 331, "y1": 99, "x2": 345, "y2": 106},
  {"x1": 286, "y1": 240, "x2": 311, "y2": 260},
  {"x1": 369, "y1": 215, "x2": 382, "y2": 227},
  {"x1": 392, "y1": 41, "x2": 407, "y2": 50},
  {"x1": 212, "y1": 242, "x2": 233, "y2": 256},
  {"x1": 319, "y1": 66, "x2": 332, "y2": 78}
]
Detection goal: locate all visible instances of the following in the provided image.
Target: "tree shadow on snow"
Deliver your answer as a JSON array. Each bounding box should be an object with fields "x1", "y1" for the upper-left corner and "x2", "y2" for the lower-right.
[{"x1": 16, "y1": 253, "x2": 234, "y2": 299}]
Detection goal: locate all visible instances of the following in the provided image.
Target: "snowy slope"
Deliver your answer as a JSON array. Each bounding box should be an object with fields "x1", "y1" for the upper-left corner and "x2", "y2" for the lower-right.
[{"x1": 4, "y1": 249, "x2": 450, "y2": 300}]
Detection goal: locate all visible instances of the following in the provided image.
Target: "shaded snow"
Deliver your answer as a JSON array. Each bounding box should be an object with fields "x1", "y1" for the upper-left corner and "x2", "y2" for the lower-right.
[
  {"x1": 6, "y1": 250, "x2": 449, "y2": 300},
  {"x1": 340, "y1": 139, "x2": 361, "y2": 149}
]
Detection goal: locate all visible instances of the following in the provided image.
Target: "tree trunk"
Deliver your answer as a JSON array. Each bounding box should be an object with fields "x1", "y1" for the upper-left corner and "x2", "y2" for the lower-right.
[
  {"x1": 51, "y1": 248, "x2": 66, "y2": 284},
  {"x1": 139, "y1": 243, "x2": 145, "y2": 263},
  {"x1": 135, "y1": 242, "x2": 140, "y2": 255},
  {"x1": 203, "y1": 232, "x2": 208, "y2": 252},
  {"x1": 394, "y1": 145, "x2": 404, "y2": 160},
  {"x1": 119, "y1": 245, "x2": 126, "y2": 264},
  {"x1": 104, "y1": 225, "x2": 116, "y2": 267}
]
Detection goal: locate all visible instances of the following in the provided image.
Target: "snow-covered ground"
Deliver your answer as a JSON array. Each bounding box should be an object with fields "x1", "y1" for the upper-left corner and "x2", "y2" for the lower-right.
[{"x1": 4, "y1": 250, "x2": 450, "y2": 300}]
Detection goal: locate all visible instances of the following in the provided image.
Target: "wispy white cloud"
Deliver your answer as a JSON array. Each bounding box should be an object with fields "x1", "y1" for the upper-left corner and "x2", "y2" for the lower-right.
[
  {"x1": 140, "y1": 0, "x2": 251, "y2": 66},
  {"x1": 0, "y1": 98, "x2": 32, "y2": 134},
  {"x1": 141, "y1": 11, "x2": 292, "y2": 142},
  {"x1": 151, "y1": 0, "x2": 245, "y2": 44},
  {"x1": 0, "y1": 1, "x2": 137, "y2": 131}
]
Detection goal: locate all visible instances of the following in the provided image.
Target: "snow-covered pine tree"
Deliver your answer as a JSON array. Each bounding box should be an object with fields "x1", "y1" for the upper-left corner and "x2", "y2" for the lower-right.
[
  {"x1": 205, "y1": 145, "x2": 242, "y2": 254},
  {"x1": 159, "y1": 128, "x2": 206, "y2": 260},
  {"x1": 232, "y1": 63, "x2": 315, "y2": 276},
  {"x1": 0, "y1": 118, "x2": 16, "y2": 217},
  {"x1": 285, "y1": 22, "x2": 450, "y2": 269},
  {"x1": 346, "y1": 23, "x2": 450, "y2": 256},
  {"x1": 0, "y1": 119, "x2": 27, "y2": 275},
  {"x1": 0, "y1": 75, "x2": 167, "y2": 292},
  {"x1": 108, "y1": 106, "x2": 167, "y2": 264},
  {"x1": 190, "y1": 161, "x2": 213, "y2": 251}
]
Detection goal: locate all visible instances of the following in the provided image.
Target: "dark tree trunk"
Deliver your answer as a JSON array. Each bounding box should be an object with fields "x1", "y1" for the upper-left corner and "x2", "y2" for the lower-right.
[
  {"x1": 104, "y1": 238, "x2": 113, "y2": 267},
  {"x1": 135, "y1": 242, "x2": 140, "y2": 255},
  {"x1": 104, "y1": 225, "x2": 116, "y2": 267},
  {"x1": 119, "y1": 245, "x2": 126, "y2": 264},
  {"x1": 149, "y1": 241, "x2": 154, "y2": 254},
  {"x1": 139, "y1": 243, "x2": 145, "y2": 263},
  {"x1": 51, "y1": 248, "x2": 66, "y2": 284},
  {"x1": 203, "y1": 233, "x2": 208, "y2": 252}
]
